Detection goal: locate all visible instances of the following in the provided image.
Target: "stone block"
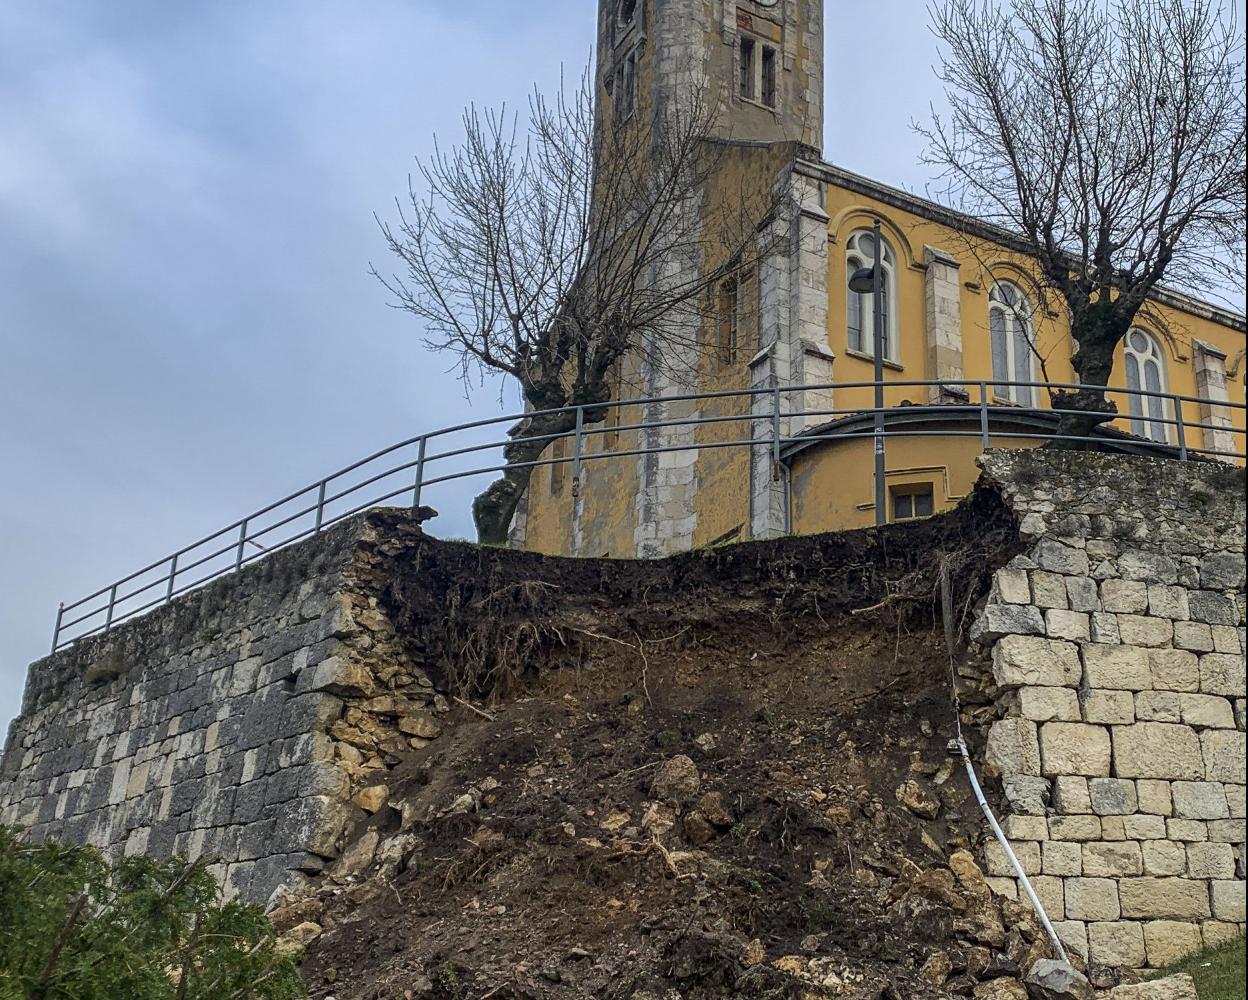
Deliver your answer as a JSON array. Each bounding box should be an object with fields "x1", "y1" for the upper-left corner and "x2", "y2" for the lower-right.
[
  {"x1": 986, "y1": 718, "x2": 1042, "y2": 777},
  {"x1": 1189, "y1": 591, "x2": 1239, "y2": 626},
  {"x1": 1032, "y1": 875, "x2": 1066, "y2": 920},
  {"x1": 975, "y1": 604, "x2": 1046, "y2": 641},
  {"x1": 993, "y1": 636, "x2": 1083, "y2": 689},
  {"x1": 1148, "y1": 649, "x2": 1200, "y2": 693},
  {"x1": 1171, "y1": 781, "x2": 1229, "y2": 820},
  {"x1": 1211, "y1": 625, "x2": 1242, "y2": 654},
  {"x1": 1049, "y1": 815, "x2": 1102, "y2": 841},
  {"x1": 1081, "y1": 689, "x2": 1135, "y2": 725},
  {"x1": 1083, "y1": 644, "x2": 1153, "y2": 691},
  {"x1": 1142, "y1": 920, "x2": 1204, "y2": 968},
  {"x1": 1088, "y1": 920, "x2": 1145, "y2": 967},
  {"x1": 1147, "y1": 585, "x2": 1190, "y2": 621},
  {"x1": 1211, "y1": 880, "x2": 1245, "y2": 922},
  {"x1": 1053, "y1": 776, "x2": 1092, "y2": 814},
  {"x1": 983, "y1": 839, "x2": 1040, "y2": 877},
  {"x1": 1202, "y1": 920, "x2": 1243, "y2": 949},
  {"x1": 1066, "y1": 577, "x2": 1101, "y2": 613},
  {"x1": 1119, "y1": 878, "x2": 1211, "y2": 920},
  {"x1": 1121, "y1": 814, "x2": 1166, "y2": 840},
  {"x1": 1166, "y1": 818, "x2": 1208, "y2": 842},
  {"x1": 1207, "y1": 818, "x2": 1246, "y2": 843},
  {"x1": 1174, "y1": 621, "x2": 1215, "y2": 652},
  {"x1": 1141, "y1": 840, "x2": 1187, "y2": 876},
  {"x1": 1223, "y1": 784, "x2": 1245, "y2": 819},
  {"x1": 1099, "y1": 815, "x2": 1124, "y2": 841},
  {"x1": 1003, "y1": 775, "x2": 1052, "y2": 816},
  {"x1": 1091, "y1": 613, "x2": 1121, "y2": 644},
  {"x1": 1089, "y1": 778, "x2": 1139, "y2": 816},
  {"x1": 995, "y1": 568, "x2": 1032, "y2": 604},
  {"x1": 1200, "y1": 551, "x2": 1246, "y2": 590},
  {"x1": 1083, "y1": 841, "x2": 1143, "y2": 877},
  {"x1": 1001, "y1": 815, "x2": 1049, "y2": 841},
  {"x1": 1200, "y1": 729, "x2": 1245, "y2": 783},
  {"x1": 1066, "y1": 878, "x2": 1121, "y2": 921},
  {"x1": 1053, "y1": 920, "x2": 1090, "y2": 963},
  {"x1": 1179, "y1": 694, "x2": 1235, "y2": 729},
  {"x1": 985, "y1": 877, "x2": 1018, "y2": 899},
  {"x1": 1113, "y1": 723, "x2": 1205, "y2": 780},
  {"x1": 1135, "y1": 691, "x2": 1182, "y2": 723},
  {"x1": 1186, "y1": 842, "x2": 1236, "y2": 879},
  {"x1": 1118, "y1": 550, "x2": 1178, "y2": 585},
  {"x1": 1102, "y1": 580, "x2": 1149, "y2": 614},
  {"x1": 1040, "y1": 723, "x2": 1112, "y2": 777},
  {"x1": 1042, "y1": 840, "x2": 1083, "y2": 876},
  {"x1": 1199, "y1": 653, "x2": 1246, "y2": 697},
  {"x1": 1047, "y1": 610, "x2": 1090, "y2": 642},
  {"x1": 1035, "y1": 539, "x2": 1089, "y2": 577},
  {"x1": 1032, "y1": 571, "x2": 1071, "y2": 610},
  {"x1": 1117, "y1": 615, "x2": 1173, "y2": 648},
  {"x1": 1018, "y1": 686, "x2": 1081, "y2": 723}
]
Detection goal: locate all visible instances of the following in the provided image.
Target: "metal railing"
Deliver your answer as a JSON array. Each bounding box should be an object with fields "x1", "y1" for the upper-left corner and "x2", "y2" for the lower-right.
[{"x1": 50, "y1": 378, "x2": 1245, "y2": 653}]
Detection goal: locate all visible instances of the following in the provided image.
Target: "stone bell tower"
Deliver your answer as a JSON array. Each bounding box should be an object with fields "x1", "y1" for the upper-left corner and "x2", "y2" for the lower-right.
[{"x1": 597, "y1": 0, "x2": 824, "y2": 153}]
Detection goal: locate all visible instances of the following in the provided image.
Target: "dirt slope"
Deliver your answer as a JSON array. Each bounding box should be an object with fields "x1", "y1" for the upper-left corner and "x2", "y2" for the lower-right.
[{"x1": 285, "y1": 497, "x2": 1054, "y2": 999}]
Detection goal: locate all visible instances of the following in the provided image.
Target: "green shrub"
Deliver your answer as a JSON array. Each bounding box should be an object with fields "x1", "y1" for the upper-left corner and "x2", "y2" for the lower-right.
[{"x1": 0, "y1": 826, "x2": 304, "y2": 1000}]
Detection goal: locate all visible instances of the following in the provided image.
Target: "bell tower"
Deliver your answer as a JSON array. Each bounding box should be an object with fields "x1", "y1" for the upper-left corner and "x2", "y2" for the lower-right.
[{"x1": 597, "y1": 0, "x2": 824, "y2": 153}]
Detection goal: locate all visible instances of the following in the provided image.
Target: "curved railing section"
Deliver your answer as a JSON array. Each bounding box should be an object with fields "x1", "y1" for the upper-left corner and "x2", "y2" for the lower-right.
[{"x1": 50, "y1": 378, "x2": 1246, "y2": 652}]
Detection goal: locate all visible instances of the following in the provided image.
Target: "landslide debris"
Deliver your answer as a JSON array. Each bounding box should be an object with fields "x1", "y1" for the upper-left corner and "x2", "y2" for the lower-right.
[{"x1": 281, "y1": 495, "x2": 1065, "y2": 999}]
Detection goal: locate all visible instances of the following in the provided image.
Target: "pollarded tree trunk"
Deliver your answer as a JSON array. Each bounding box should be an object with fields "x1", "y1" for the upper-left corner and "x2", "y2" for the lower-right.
[
  {"x1": 472, "y1": 381, "x2": 613, "y2": 545},
  {"x1": 1053, "y1": 297, "x2": 1133, "y2": 443}
]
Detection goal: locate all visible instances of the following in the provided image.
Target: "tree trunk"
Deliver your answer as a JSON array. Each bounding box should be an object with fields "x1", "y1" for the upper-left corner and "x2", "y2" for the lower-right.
[
  {"x1": 1054, "y1": 303, "x2": 1129, "y2": 444},
  {"x1": 472, "y1": 409, "x2": 581, "y2": 545}
]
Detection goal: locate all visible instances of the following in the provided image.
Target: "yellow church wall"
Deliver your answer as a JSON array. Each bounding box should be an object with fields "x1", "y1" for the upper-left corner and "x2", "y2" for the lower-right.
[
  {"x1": 820, "y1": 183, "x2": 1246, "y2": 450},
  {"x1": 789, "y1": 429, "x2": 1043, "y2": 535}
]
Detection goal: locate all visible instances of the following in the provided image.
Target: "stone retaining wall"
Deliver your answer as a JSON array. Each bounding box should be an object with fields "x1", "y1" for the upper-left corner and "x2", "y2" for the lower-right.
[
  {"x1": 971, "y1": 450, "x2": 1246, "y2": 972},
  {"x1": 0, "y1": 512, "x2": 442, "y2": 905}
]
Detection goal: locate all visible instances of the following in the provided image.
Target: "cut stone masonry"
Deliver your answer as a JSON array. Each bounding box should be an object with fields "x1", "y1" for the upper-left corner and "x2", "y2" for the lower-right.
[{"x1": 968, "y1": 449, "x2": 1246, "y2": 972}]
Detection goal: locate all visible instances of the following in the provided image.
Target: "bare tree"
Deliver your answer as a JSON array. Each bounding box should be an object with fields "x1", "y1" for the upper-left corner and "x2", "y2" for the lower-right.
[
  {"x1": 920, "y1": 0, "x2": 1245, "y2": 432},
  {"x1": 374, "y1": 67, "x2": 779, "y2": 543}
]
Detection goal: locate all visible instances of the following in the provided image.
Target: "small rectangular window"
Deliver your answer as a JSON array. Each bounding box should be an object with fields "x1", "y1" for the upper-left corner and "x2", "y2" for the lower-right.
[
  {"x1": 891, "y1": 484, "x2": 935, "y2": 522},
  {"x1": 761, "y1": 46, "x2": 777, "y2": 108},
  {"x1": 739, "y1": 38, "x2": 756, "y2": 100}
]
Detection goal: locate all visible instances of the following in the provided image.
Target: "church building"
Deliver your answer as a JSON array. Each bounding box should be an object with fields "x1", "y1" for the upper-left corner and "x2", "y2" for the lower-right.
[{"x1": 510, "y1": 0, "x2": 1247, "y2": 558}]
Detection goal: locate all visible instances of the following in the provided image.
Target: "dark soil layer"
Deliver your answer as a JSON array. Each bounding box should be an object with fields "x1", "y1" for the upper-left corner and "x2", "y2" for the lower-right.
[{"x1": 296, "y1": 493, "x2": 1039, "y2": 1000}]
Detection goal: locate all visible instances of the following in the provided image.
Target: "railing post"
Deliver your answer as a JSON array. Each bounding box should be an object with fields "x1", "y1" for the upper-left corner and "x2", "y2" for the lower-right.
[
  {"x1": 166, "y1": 553, "x2": 178, "y2": 604},
  {"x1": 52, "y1": 603, "x2": 64, "y2": 653},
  {"x1": 104, "y1": 584, "x2": 118, "y2": 632},
  {"x1": 235, "y1": 520, "x2": 248, "y2": 571},
  {"x1": 1173, "y1": 395, "x2": 1188, "y2": 462},
  {"x1": 315, "y1": 480, "x2": 328, "y2": 531},
  {"x1": 979, "y1": 382, "x2": 990, "y2": 450},
  {"x1": 412, "y1": 438, "x2": 427, "y2": 511},
  {"x1": 572, "y1": 406, "x2": 584, "y2": 500},
  {"x1": 771, "y1": 385, "x2": 782, "y2": 481}
]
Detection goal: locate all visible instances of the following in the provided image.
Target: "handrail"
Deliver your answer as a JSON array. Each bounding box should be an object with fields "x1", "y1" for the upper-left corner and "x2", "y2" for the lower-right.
[{"x1": 49, "y1": 378, "x2": 1246, "y2": 652}]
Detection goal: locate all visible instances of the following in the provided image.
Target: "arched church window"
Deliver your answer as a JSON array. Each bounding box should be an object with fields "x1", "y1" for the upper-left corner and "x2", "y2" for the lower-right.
[
  {"x1": 1124, "y1": 329, "x2": 1170, "y2": 442},
  {"x1": 618, "y1": 0, "x2": 637, "y2": 28},
  {"x1": 988, "y1": 281, "x2": 1036, "y2": 405},
  {"x1": 845, "y1": 230, "x2": 898, "y2": 361}
]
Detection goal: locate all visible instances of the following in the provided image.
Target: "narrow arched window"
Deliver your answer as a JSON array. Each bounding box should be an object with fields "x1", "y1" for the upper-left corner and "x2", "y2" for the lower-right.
[
  {"x1": 1124, "y1": 329, "x2": 1169, "y2": 442},
  {"x1": 845, "y1": 230, "x2": 898, "y2": 362},
  {"x1": 988, "y1": 281, "x2": 1036, "y2": 405}
]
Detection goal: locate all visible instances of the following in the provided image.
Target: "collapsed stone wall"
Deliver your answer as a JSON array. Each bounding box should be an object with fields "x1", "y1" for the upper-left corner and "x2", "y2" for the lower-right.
[
  {"x1": 968, "y1": 450, "x2": 1246, "y2": 973},
  {"x1": 0, "y1": 514, "x2": 444, "y2": 906}
]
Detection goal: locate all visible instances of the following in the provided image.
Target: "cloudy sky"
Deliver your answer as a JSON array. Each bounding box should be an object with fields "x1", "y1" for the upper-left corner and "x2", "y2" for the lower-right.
[{"x1": 0, "y1": 1, "x2": 1231, "y2": 731}]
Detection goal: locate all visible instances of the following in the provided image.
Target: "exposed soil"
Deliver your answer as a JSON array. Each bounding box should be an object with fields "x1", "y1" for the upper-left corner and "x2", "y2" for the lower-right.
[{"x1": 290, "y1": 493, "x2": 1051, "y2": 1000}]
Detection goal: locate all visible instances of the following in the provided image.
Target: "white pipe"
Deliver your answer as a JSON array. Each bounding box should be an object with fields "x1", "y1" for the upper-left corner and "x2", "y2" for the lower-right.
[{"x1": 955, "y1": 736, "x2": 1070, "y2": 964}]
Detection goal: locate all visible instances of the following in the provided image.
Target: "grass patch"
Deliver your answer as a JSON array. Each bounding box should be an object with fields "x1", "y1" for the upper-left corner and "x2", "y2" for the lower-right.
[{"x1": 1156, "y1": 939, "x2": 1246, "y2": 1000}]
